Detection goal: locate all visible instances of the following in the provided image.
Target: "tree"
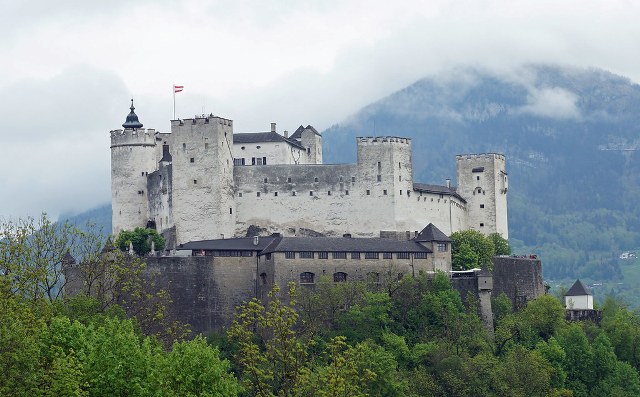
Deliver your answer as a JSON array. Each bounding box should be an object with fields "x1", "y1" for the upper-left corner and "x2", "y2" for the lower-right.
[
  {"x1": 450, "y1": 230, "x2": 495, "y2": 270},
  {"x1": 160, "y1": 336, "x2": 241, "y2": 396},
  {"x1": 115, "y1": 228, "x2": 165, "y2": 256},
  {"x1": 228, "y1": 283, "x2": 309, "y2": 397},
  {"x1": 488, "y1": 232, "x2": 511, "y2": 256},
  {"x1": 0, "y1": 214, "x2": 101, "y2": 301}
]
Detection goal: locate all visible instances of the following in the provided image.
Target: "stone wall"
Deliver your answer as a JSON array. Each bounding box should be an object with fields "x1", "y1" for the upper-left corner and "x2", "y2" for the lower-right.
[{"x1": 491, "y1": 256, "x2": 544, "y2": 309}]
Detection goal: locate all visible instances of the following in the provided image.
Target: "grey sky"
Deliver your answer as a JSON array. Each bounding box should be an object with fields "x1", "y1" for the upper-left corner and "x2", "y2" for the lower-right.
[{"x1": 1, "y1": 0, "x2": 639, "y2": 219}]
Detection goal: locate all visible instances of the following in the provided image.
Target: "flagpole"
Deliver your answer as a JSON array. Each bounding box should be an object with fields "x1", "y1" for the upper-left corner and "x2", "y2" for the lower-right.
[{"x1": 173, "y1": 85, "x2": 176, "y2": 120}]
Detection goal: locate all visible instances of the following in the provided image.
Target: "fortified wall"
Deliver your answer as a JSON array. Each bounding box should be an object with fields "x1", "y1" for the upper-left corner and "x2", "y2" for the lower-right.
[{"x1": 111, "y1": 104, "x2": 509, "y2": 248}]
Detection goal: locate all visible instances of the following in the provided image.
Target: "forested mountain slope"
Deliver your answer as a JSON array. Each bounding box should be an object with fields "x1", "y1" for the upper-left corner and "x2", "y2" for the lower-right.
[{"x1": 322, "y1": 65, "x2": 640, "y2": 289}]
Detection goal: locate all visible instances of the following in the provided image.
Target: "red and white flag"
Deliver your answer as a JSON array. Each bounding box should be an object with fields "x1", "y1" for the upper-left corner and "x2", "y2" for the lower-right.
[{"x1": 173, "y1": 85, "x2": 184, "y2": 93}]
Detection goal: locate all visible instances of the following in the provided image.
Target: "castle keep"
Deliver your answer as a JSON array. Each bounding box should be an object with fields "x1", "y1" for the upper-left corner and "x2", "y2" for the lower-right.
[{"x1": 111, "y1": 101, "x2": 509, "y2": 248}]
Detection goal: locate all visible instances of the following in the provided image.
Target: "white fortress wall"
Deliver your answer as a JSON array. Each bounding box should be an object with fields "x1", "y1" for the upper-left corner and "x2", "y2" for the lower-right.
[
  {"x1": 110, "y1": 128, "x2": 157, "y2": 236},
  {"x1": 232, "y1": 140, "x2": 314, "y2": 166},
  {"x1": 406, "y1": 191, "x2": 467, "y2": 236},
  {"x1": 234, "y1": 163, "x2": 399, "y2": 237}
]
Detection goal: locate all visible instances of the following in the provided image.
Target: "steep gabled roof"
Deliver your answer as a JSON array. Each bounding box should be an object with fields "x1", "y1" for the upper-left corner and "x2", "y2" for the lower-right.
[
  {"x1": 260, "y1": 237, "x2": 431, "y2": 255},
  {"x1": 233, "y1": 131, "x2": 305, "y2": 150},
  {"x1": 413, "y1": 183, "x2": 466, "y2": 203},
  {"x1": 289, "y1": 125, "x2": 321, "y2": 141},
  {"x1": 178, "y1": 236, "x2": 279, "y2": 251},
  {"x1": 566, "y1": 279, "x2": 591, "y2": 296},
  {"x1": 413, "y1": 223, "x2": 452, "y2": 242}
]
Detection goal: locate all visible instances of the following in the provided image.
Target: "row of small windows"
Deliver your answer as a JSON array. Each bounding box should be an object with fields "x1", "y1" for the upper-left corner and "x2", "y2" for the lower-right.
[
  {"x1": 299, "y1": 271, "x2": 405, "y2": 284},
  {"x1": 283, "y1": 251, "x2": 426, "y2": 260}
]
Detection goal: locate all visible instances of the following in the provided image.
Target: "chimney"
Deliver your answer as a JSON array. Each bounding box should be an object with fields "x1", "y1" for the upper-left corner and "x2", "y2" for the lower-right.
[
  {"x1": 446, "y1": 178, "x2": 451, "y2": 189},
  {"x1": 284, "y1": 130, "x2": 288, "y2": 138},
  {"x1": 253, "y1": 236, "x2": 259, "y2": 245},
  {"x1": 270, "y1": 122, "x2": 276, "y2": 133}
]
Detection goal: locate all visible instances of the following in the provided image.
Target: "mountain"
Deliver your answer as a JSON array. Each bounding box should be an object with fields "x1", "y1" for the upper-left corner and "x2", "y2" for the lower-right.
[
  {"x1": 322, "y1": 65, "x2": 640, "y2": 294},
  {"x1": 59, "y1": 203, "x2": 111, "y2": 238}
]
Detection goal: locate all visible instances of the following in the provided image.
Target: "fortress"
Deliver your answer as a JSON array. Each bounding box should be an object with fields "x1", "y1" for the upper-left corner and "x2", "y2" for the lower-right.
[
  {"x1": 111, "y1": 101, "x2": 509, "y2": 248},
  {"x1": 102, "y1": 101, "x2": 521, "y2": 332}
]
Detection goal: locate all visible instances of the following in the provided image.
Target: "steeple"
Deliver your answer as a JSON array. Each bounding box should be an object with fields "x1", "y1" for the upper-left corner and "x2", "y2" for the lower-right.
[{"x1": 122, "y1": 99, "x2": 143, "y2": 129}]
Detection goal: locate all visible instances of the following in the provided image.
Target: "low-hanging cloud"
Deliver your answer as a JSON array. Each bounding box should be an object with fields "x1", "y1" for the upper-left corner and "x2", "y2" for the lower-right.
[{"x1": 517, "y1": 87, "x2": 582, "y2": 119}]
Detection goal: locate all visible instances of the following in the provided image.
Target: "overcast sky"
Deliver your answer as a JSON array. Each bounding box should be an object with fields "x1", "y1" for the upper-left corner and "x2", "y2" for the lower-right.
[{"x1": 1, "y1": 0, "x2": 639, "y2": 220}]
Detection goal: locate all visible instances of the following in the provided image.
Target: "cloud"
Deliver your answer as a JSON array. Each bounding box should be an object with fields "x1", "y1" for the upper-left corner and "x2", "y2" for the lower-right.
[
  {"x1": 517, "y1": 87, "x2": 582, "y2": 120},
  {"x1": 0, "y1": 66, "x2": 128, "y2": 219}
]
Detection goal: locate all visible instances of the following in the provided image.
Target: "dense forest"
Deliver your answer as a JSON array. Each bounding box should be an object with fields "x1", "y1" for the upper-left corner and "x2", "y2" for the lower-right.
[{"x1": 4, "y1": 216, "x2": 640, "y2": 396}]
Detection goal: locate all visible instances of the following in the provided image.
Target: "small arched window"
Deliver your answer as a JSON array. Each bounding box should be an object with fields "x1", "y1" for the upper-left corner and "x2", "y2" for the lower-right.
[
  {"x1": 333, "y1": 272, "x2": 347, "y2": 282},
  {"x1": 260, "y1": 272, "x2": 267, "y2": 285},
  {"x1": 300, "y1": 272, "x2": 315, "y2": 284}
]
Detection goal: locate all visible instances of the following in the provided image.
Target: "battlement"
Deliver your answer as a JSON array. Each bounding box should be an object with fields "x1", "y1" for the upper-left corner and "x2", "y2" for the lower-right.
[
  {"x1": 170, "y1": 115, "x2": 233, "y2": 128},
  {"x1": 456, "y1": 153, "x2": 505, "y2": 161},
  {"x1": 110, "y1": 128, "x2": 157, "y2": 147},
  {"x1": 357, "y1": 136, "x2": 411, "y2": 145}
]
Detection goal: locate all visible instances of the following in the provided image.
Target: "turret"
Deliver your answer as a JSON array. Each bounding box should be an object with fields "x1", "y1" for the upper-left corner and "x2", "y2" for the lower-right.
[
  {"x1": 111, "y1": 100, "x2": 158, "y2": 237},
  {"x1": 456, "y1": 153, "x2": 508, "y2": 238}
]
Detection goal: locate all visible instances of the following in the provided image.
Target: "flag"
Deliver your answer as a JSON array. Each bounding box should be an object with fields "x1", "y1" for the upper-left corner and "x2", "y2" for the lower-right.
[{"x1": 174, "y1": 85, "x2": 184, "y2": 93}]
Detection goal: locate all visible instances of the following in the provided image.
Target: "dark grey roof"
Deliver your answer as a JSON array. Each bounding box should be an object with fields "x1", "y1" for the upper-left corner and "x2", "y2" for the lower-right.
[
  {"x1": 566, "y1": 279, "x2": 591, "y2": 296},
  {"x1": 289, "y1": 125, "x2": 320, "y2": 141},
  {"x1": 178, "y1": 236, "x2": 278, "y2": 251},
  {"x1": 122, "y1": 99, "x2": 143, "y2": 129},
  {"x1": 413, "y1": 183, "x2": 466, "y2": 203},
  {"x1": 233, "y1": 131, "x2": 305, "y2": 149},
  {"x1": 261, "y1": 237, "x2": 432, "y2": 255},
  {"x1": 414, "y1": 223, "x2": 452, "y2": 242}
]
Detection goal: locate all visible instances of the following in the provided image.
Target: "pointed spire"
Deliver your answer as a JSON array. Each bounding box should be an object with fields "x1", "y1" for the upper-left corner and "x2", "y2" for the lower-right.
[{"x1": 122, "y1": 99, "x2": 144, "y2": 129}]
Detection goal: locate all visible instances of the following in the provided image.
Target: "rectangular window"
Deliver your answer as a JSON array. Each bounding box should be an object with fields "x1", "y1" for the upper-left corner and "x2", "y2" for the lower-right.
[
  {"x1": 377, "y1": 175, "x2": 381, "y2": 182},
  {"x1": 383, "y1": 190, "x2": 387, "y2": 195},
  {"x1": 263, "y1": 157, "x2": 267, "y2": 165},
  {"x1": 252, "y1": 157, "x2": 256, "y2": 165},
  {"x1": 257, "y1": 192, "x2": 261, "y2": 197},
  {"x1": 285, "y1": 251, "x2": 295, "y2": 259},
  {"x1": 193, "y1": 180, "x2": 197, "y2": 184},
  {"x1": 264, "y1": 178, "x2": 268, "y2": 183},
  {"x1": 332, "y1": 252, "x2": 347, "y2": 259},
  {"x1": 351, "y1": 176, "x2": 356, "y2": 182},
  {"x1": 239, "y1": 192, "x2": 243, "y2": 197},
  {"x1": 205, "y1": 142, "x2": 209, "y2": 149},
  {"x1": 366, "y1": 190, "x2": 370, "y2": 195},
  {"x1": 397, "y1": 252, "x2": 410, "y2": 259},
  {"x1": 233, "y1": 158, "x2": 244, "y2": 166},
  {"x1": 328, "y1": 191, "x2": 331, "y2": 195},
  {"x1": 256, "y1": 158, "x2": 263, "y2": 165},
  {"x1": 365, "y1": 252, "x2": 379, "y2": 259},
  {"x1": 287, "y1": 177, "x2": 292, "y2": 183},
  {"x1": 266, "y1": 253, "x2": 272, "y2": 260},
  {"x1": 345, "y1": 190, "x2": 349, "y2": 195},
  {"x1": 480, "y1": 223, "x2": 484, "y2": 227},
  {"x1": 274, "y1": 192, "x2": 278, "y2": 196},
  {"x1": 190, "y1": 158, "x2": 195, "y2": 163},
  {"x1": 351, "y1": 252, "x2": 361, "y2": 259},
  {"x1": 480, "y1": 204, "x2": 485, "y2": 208},
  {"x1": 383, "y1": 252, "x2": 392, "y2": 259},
  {"x1": 400, "y1": 190, "x2": 403, "y2": 195},
  {"x1": 415, "y1": 252, "x2": 428, "y2": 259},
  {"x1": 437, "y1": 243, "x2": 448, "y2": 252},
  {"x1": 229, "y1": 208, "x2": 233, "y2": 214},
  {"x1": 299, "y1": 251, "x2": 314, "y2": 259},
  {"x1": 310, "y1": 191, "x2": 314, "y2": 196},
  {"x1": 318, "y1": 252, "x2": 328, "y2": 259}
]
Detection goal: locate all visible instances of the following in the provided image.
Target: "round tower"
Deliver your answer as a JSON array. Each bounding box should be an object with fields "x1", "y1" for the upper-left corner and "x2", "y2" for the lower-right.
[{"x1": 110, "y1": 100, "x2": 158, "y2": 237}]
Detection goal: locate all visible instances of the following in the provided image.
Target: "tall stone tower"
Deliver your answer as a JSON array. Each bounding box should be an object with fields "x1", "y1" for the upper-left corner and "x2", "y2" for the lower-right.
[
  {"x1": 356, "y1": 136, "x2": 413, "y2": 230},
  {"x1": 169, "y1": 115, "x2": 236, "y2": 244},
  {"x1": 110, "y1": 100, "x2": 157, "y2": 237},
  {"x1": 456, "y1": 153, "x2": 508, "y2": 238}
]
